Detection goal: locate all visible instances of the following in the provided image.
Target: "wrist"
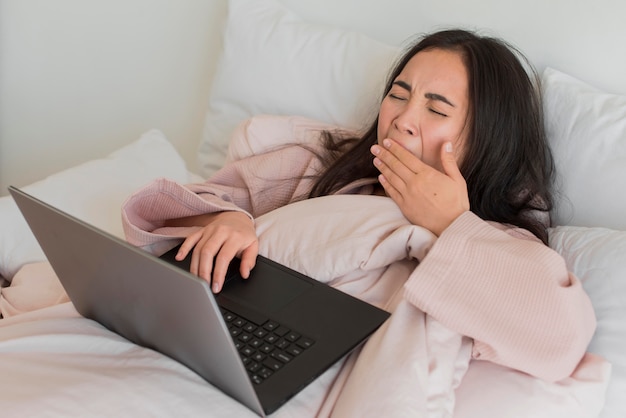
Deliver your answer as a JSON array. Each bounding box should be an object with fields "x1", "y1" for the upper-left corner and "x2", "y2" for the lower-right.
[{"x1": 163, "y1": 211, "x2": 222, "y2": 228}]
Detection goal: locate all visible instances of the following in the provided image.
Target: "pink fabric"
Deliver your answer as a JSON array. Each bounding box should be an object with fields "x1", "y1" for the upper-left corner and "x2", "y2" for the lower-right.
[
  {"x1": 253, "y1": 195, "x2": 470, "y2": 415},
  {"x1": 122, "y1": 115, "x2": 596, "y2": 384},
  {"x1": 0, "y1": 262, "x2": 69, "y2": 317},
  {"x1": 404, "y1": 212, "x2": 596, "y2": 381}
]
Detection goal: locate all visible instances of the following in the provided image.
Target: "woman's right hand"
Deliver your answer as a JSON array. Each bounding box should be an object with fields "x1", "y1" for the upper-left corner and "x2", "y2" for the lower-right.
[{"x1": 171, "y1": 211, "x2": 259, "y2": 293}]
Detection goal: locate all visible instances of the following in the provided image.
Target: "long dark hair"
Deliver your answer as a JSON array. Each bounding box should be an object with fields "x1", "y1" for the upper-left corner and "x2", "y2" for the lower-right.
[{"x1": 307, "y1": 29, "x2": 555, "y2": 244}]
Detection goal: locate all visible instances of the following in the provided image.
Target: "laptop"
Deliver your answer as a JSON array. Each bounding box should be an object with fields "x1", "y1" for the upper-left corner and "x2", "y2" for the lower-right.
[{"x1": 9, "y1": 186, "x2": 390, "y2": 416}]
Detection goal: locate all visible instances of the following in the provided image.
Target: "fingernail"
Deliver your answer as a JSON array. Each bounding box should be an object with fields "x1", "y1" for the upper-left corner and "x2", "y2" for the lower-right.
[
  {"x1": 213, "y1": 283, "x2": 220, "y2": 293},
  {"x1": 445, "y1": 142, "x2": 453, "y2": 153},
  {"x1": 371, "y1": 145, "x2": 380, "y2": 155},
  {"x1": 383, "y1": 139, "x2": 392, "y2": 148}
]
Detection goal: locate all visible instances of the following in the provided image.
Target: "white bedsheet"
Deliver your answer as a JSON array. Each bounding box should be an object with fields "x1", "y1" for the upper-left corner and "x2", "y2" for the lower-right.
[
  {"x1": 0, "y1": 303, "x2": 257, "y2": 417},
  {"x1": 0, "y1": 301, "x2": 611, "y2": 418}
]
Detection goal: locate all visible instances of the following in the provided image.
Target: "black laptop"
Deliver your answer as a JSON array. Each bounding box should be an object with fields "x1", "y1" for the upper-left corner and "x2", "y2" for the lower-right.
[{"x1": 9, "y1": 186, "x2": 389, "y2": 416}]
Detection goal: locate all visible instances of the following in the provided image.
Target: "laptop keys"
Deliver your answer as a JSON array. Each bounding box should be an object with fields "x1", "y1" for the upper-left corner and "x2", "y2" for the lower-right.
[{"x1": 221, "y1": 308, "x2": 315, "y2": 385}]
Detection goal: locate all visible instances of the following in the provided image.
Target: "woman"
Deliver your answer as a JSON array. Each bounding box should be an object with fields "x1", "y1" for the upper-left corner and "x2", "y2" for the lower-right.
[{"x1": 122, "y1": 29, "x2": 595, "y2": 386}]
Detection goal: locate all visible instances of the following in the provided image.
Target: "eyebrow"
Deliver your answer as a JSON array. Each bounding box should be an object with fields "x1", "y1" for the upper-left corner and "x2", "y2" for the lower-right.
[{"x1": 392, "y1": 80, "x2": 456, "y2": 107}]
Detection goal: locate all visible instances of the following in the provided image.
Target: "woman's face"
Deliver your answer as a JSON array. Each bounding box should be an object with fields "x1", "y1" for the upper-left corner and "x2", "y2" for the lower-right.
[{"x1": 377, "y1": 48, "x2": 470, "y2": 172}]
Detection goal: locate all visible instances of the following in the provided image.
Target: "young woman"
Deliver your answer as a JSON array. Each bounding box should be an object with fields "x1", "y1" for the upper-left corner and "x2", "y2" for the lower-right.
[{"x1": 122, "y1": 29, "x2": 595, "y2": 386}]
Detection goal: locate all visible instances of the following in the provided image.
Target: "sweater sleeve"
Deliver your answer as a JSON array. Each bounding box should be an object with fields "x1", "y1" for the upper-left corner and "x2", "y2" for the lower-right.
[
  {"x1": 121, "y1": 144, "x2": 321, "y2": 251},
  {"x1": 403, "y1": 211, "x2": 596, "y2": 382}
]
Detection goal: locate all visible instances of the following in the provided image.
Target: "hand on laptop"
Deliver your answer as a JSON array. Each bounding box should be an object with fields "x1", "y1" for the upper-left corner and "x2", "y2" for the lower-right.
[{"x1": 168, "y1": 211, "x2": 258, "y2": 293}]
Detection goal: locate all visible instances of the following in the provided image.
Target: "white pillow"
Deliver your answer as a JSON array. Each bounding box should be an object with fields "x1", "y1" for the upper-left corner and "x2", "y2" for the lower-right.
[
  {"x1": 0, "y1": 130, "x2": 191, "y2": 280},
  {"x1": 198, "y1": 0, "x2": 399, "y2": 177},
  {"x1": 543, "y1": 67, "x2": 626, "y2": 230},
  {"x1": 549, "y1": 225, "x2": 626, "y2": 418}
]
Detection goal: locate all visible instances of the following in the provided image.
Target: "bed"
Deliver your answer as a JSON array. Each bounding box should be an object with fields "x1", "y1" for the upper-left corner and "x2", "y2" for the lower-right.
[{"x1": 1, "y1": 0, "x2": 625, "y2": 416}]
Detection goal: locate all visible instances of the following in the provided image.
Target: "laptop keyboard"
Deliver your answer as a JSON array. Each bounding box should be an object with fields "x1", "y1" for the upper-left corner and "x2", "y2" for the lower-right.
[{"x1": 220, "y1": 307, "x2": 315, "y2": 385}]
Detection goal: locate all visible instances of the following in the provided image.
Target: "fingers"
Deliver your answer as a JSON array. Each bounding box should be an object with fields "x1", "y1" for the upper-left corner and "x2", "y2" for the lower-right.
[
  {"x1": 440, "y1": 142, "x2": 464, "y2": 182},
  {"x1": 371, "y1": 139, "x2": 469, "y2": 236},
  {"x1": 239, "y1": 242, "x2": 259, "y2": 278},
  {"x1": 189, "y1": 241, "x2": 241, "y2": 294},
  {"x1": 372, "y1": 139, "x2": 422, "y2": 182},
  {"x1": 371, "y1": 139, "x2": 427, "y2": 201},
  {"x1": 202, "y1": 243, "x2": 237, "y2": 294},
  {"x1": 175, "y1": 230, "x2": 202, "y2": 261},
  {"x1": 372, "y1": 146, "x2": 404, "y2": 197},
  {"x1": 381, "y1": 138, "x2": 427, "y2": 173},
  {"x1": 177, "y1": 212, "x2": 259, "y2": 294}
]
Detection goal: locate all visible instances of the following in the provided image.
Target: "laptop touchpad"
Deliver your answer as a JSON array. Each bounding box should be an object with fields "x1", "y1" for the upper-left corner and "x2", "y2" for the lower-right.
[{"x1": 221, "y1": 258, "x2": 313, "y2": 313}]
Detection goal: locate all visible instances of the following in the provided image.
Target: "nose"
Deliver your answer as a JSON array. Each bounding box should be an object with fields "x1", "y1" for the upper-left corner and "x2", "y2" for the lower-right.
[{"x1": 394, "y1": 106, "x2": 418, "y2": 136}]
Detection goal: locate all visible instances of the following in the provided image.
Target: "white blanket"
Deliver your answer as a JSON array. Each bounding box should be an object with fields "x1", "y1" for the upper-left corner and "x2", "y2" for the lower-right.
[{"x1": 0, "y1": 195, "x2": 610, "y2": 417}]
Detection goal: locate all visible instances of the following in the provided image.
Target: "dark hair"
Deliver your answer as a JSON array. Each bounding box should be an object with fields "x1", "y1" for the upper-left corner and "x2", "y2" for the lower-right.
[{"x1": 307, "y1": 29, "x2": 555, "y2": 244}]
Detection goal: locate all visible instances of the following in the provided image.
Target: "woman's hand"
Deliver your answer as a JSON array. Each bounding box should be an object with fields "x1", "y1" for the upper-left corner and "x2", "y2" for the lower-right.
[
  {"x1": 168, "y1": 211, "x2": 258, "y2": 293},
  {"x1": 371, "y1": 138, "x2": 470, "y2": 236}
]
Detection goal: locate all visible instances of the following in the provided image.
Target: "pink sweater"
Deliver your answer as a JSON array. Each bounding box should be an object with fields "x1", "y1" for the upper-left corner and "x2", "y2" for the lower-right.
[{"x1": 122, "y1": 116, "x2": 595, "y2": 382}]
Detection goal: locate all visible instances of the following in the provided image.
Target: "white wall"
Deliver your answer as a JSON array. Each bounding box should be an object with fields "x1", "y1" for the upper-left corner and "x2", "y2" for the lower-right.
[
  {"x1": 284, "y1": 0, "x2": 626, "y2": 95},
  {"x1": 0, "y1": 0, "x2": 227, "y2": 195},
  {"x1": 2, "y1": 0, "x2": 625, "y2": 196}
]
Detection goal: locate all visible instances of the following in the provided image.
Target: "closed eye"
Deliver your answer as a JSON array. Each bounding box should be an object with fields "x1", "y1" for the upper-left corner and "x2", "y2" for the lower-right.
[
  {"x1": 389, "y1": 80, "x2": 411, "y2": 101},
  {"x1": 388, "y1": 93, "x2": 407, "y2": 101},
  {"x1": 429, "y1": 108, "x2": 448, "y2": 117}
]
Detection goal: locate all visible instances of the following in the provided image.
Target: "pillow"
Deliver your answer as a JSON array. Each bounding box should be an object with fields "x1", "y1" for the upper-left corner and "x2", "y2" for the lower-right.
[
  {"x1": 549, "y1": 225, "x2": 626, "y2": 418},
  {"x1": 454, "y1": 353, "x2": 610, "y2": 418},
  {"x1": 543, "y1": 67, "x2": 626, "y2": 230},
  {"x1": 0, "y1": 130, "x2": 191, "y2": 280},
  {"x1": 198, "y1": 0, "x2": 399, "y2": 177}
]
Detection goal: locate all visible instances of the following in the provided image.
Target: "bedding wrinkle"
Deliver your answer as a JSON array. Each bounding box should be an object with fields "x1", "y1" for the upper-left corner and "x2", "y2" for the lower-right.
[{"x1": 0, "y1": 305, "x2": 258, "y2": 417}]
